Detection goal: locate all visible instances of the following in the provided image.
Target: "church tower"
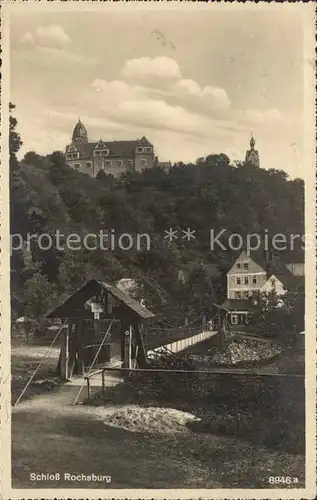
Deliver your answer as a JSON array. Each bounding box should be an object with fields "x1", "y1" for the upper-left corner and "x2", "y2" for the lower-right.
[
  {"x1": 72, "y1": 118, "x2": 88, "y2": 144},
  {"x1": 245, "y1": 135, "x2": 260, "y2": 167}
]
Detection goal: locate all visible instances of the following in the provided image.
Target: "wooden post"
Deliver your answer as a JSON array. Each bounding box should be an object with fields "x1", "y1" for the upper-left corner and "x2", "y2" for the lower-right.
[
  {"x1": 60, "y1": 321, "x2": 70, "y2": 380},
  {"x1": 102, "y1": 370, "x2": 105, "y2": 397},
  {"x1": 87, "y1": 378, "x2": 91, "y2": 400},
  {"x1": 65, "y1": 322, "x2": 70, "y2": 380},
  {"x1": 128, "y1": 325, "x2": 133, "y2": 369}
]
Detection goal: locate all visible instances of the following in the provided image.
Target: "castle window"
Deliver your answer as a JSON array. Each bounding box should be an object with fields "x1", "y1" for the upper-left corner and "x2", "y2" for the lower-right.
[
  {"x1": 117, "y1": 160, "x2": 123, "y2": 166},
  {"x1": 141, "y1": 159, "x2": 148, "y2": 166},
  {"x1": 74, "y1": 163, "x2": 80, "y2": 170},
  {"x1": 136, "y1": 147, "x2": 144, "y2": 153},
  {"x1": 86, "y1": 162, "x2": 92, "y2": 168}
]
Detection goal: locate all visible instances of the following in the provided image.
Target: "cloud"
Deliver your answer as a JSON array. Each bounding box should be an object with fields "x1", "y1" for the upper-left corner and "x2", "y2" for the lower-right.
[
  {"x1": 20, "y1": 25, "x2": 70, "y2": 49},
  {"x1": 17, "y1": 25, "x2": 97, "y2": 67},
  {"x1": 122, "y1": 56, "x2": 181, "y2": 82},
  {"x1": 244, "y1": 108, "x2": 282, "y2": 124},
  {"x1": 174, "y1": 78, "x2": 231, "y2": 110}
]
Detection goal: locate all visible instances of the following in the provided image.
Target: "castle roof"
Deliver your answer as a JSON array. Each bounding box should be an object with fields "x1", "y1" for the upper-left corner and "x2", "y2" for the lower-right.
[{"x1": 67, "y1": 138, "x2": 153, "y2": 159}]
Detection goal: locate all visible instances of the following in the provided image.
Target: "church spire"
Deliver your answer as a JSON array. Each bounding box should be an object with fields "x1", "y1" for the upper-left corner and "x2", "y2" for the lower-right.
[{"x1": 245, "y1": 134, "x2": 260, "y2": 167}]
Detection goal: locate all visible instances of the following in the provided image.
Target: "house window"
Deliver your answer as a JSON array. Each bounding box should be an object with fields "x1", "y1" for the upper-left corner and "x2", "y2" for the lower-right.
[
  {"x1": 101, "y1": 150, "x2": 109, "y2": 156},
  {"x1": 105, "y1": 160, "x2": 112, "y2": 166},
  {"x1": 244, "y1": 277, "x2": 249, "y2": 285},
  {"x1": 252, "y1": 276, "x2": 257, "y2": 284},
  {"x1": 231, "y1": 314, "x2": 238, "y2": 325},
  {"x1": 141, "y1": 159, "x2": 148, "y2": 166},
  {"x1": 243, "y1": 291, "x2": 249, "y2": 299},
  {"x1": 74, "y1": 163, "x2": 80, "y2": 170},
  {"x1": 117, "y1": 160, "x2": 123, "y2": 166},
  {"x1": 144, "y1": 147, "x2": 152, "y2": 153},
  {"x1": 236, "y1": 277, "x2": 241, "y2": 285},
  {"x1": 127, "y1": 160, "x2": 133, "y2": 166},
  {"x1": 136, "y1": 147, "x2": 144, "y2": 153},
  {"x1": 94, "y1": 150, "x2": 101, "y2": 157},
  {"x1": 271, "y1": 278, "x2": 276, "y2": 289},
  {"x1": 86, "y1": 162, "x2": 92, "y2": 168},
  {"x1": 237, "y1": 263, "x2": 241, "y2": 269},
  {"x1": 236, "y1": 292, "x2": 241, "y2": 299},
  {"x1": 244, "y1": 263, "x2": 249, "y2": 270}
]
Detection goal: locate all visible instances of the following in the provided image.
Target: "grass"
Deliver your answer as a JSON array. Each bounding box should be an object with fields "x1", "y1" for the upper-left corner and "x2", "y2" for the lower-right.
[{"x1": 11, "y1": 338, "x2": 305, "y2": 489}]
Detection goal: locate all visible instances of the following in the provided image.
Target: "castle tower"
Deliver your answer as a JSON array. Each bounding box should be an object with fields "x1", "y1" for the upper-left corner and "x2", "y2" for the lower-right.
[
  {"x1": 245, "y1": 135, "x2": 260, "y2": 167},
  {"x1": 72, "y1": 118, "x2": 88, "y2": 144}
]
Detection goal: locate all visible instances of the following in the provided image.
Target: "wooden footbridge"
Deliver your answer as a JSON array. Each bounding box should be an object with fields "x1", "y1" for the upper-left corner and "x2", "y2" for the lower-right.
[{"x1": 14, "y1": 279, "x2": 227, "y2": 406}]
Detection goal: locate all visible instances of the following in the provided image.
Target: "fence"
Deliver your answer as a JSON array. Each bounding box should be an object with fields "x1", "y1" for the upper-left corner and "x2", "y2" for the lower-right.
[
  {"x1": 150, "y1": 327, "x2": 217, "y2": 355},
  {"x1": 83, "y1": 365, "x2": 304, "y2": 403}
]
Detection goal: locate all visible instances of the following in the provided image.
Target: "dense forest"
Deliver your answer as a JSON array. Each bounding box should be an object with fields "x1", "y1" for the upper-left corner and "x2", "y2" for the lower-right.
[{"x1": 10, "y1": 104, "x2": 304, "y2": 327}]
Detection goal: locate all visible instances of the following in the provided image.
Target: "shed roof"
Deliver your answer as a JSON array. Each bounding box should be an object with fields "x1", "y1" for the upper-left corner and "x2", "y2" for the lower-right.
[
  {"x1": 221, "y1": 299, "x2": 256, "y2": 312},
  {"x1": 46, "y1": 279, "x2": 154, "y2": 319}
]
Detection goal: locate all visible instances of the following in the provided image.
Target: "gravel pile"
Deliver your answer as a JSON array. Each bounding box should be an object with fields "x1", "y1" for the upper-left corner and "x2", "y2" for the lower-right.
[
  {"x1": 208, "y1": 334, "x2": 283, "y2": 365},
  {"x1": 97, "y1": 405, "x2": 200, "y2": 434}
]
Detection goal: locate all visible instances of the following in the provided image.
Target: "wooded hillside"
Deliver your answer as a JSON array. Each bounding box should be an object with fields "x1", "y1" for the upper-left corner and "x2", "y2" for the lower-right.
[{"x1": 10, "y1": 104, "x2": 304, "y2": 325}]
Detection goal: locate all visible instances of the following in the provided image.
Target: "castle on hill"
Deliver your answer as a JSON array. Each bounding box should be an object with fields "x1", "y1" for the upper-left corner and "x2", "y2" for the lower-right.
[
  {"x1": 65, "y1": 119, "x2": 260, "y2": 176},
  {"x1": 65, "y1": 119, "x2": 155, "y2": 177}
]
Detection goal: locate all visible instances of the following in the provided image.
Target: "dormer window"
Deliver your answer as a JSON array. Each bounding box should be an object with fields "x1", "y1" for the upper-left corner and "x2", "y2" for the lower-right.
[
  {"x1": 94, "y1": 150, "x2": 101, "y2": 157},
  {"x1": 101, "y1": 150, "x2": 109, "y2": 156},
  {"x1": 67, "y1": 152, "x2": 79, "y2": 160},
  {"x1": 144, "y1": 147, "x2": 152, "y2": 153},
  {"x1": 136, "y1": 147, "x2": 144, "y2": 153},
  {"x1": 117, "y1": 160, "x2": 123, "y2": 166}
]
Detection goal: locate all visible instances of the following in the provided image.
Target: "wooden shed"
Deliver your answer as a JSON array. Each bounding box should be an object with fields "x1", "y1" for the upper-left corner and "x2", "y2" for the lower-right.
[{"x1": 46, "y1": 279, "x2": 155, "y2": 380}]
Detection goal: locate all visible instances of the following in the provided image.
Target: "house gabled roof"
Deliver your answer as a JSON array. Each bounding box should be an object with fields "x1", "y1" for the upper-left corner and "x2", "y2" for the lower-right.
[{"x1": 268, "y1": 274, "x2": 305, "y2": 292}]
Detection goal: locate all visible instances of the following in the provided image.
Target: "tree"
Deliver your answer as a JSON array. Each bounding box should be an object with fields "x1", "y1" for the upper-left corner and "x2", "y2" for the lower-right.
[
  {"x1": 24, "y1": 271, "x2": 58, "y2": 327},
  {"x1": 253, "y1": 289, "x2": 304, "y2": 345},
  {"x1": 9, "y1": 103, "x2": 22, "y2": 170}
]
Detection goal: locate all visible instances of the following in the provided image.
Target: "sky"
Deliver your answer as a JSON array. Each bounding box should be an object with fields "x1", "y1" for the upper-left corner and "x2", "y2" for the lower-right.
[{"x1": 10, "y1": 7, "x2": 307, "y2": 177}]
